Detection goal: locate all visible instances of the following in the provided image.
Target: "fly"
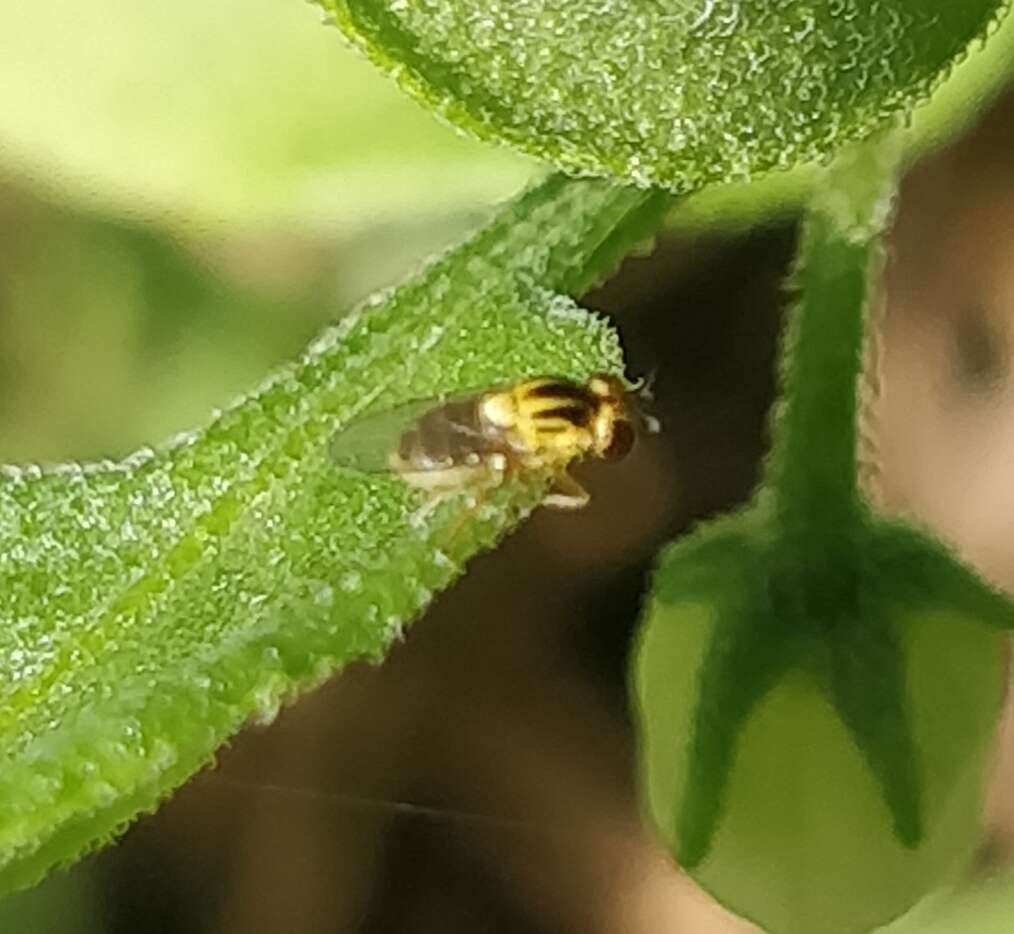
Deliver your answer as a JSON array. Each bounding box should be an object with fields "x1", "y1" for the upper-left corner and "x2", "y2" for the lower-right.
[{"x1": 329, "y1": 373, "x2": 646, "y2": 509}]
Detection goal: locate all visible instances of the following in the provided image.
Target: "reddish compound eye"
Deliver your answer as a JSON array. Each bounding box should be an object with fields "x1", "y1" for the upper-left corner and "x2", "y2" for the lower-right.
[{"x1": 602, "y1": 418, "x2": 635, "y2": 460}]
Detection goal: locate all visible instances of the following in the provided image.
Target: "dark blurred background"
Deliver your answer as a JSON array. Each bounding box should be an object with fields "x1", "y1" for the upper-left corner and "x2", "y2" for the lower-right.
[{"x1": 3, "y1": 2, "x2": 1014, "y2": 931}]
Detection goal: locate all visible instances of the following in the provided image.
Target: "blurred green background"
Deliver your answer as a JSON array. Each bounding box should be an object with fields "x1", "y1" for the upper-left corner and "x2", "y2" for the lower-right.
[
  {"x1": 0, "y1": 3, "x2": 531, "y2": 927},
  {"x1": 0, "y1": 0, "x2": 534, "y2": 464},
  {"x1": 5, "y1": 1, "x2": 1014, "y2": 932}
]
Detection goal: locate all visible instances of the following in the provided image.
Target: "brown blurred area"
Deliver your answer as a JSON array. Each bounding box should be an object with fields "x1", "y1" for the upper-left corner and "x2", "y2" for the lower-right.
[{"x1": 22, "y1": 91, "x2": 1014, "y2": 934}]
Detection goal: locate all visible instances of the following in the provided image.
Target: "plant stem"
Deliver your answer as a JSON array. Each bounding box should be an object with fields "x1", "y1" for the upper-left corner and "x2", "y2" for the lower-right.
[{"x1": 763, "y1": 137, "x2": 900, "y2": 537}]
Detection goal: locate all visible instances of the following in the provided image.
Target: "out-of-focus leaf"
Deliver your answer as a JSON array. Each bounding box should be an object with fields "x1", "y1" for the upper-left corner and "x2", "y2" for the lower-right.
[
  {"x1": 0, "y1": 859, "x2": 101, "y2": 933},
  {"x1": 0, "y1": 0, "x2": 534, "y2": 233},
  {"x1": 0, "y1": 182, "x2": 486, "y2": 464},
  {"x1": 0, "y1": 175, "x2": 672, "y2": 895},
  {"x1": 319, "y1": 0, "x2": 1006, "y2": 192},
  {"x1": 0, "y1": 184, "x2": 331, "y2": 463}
]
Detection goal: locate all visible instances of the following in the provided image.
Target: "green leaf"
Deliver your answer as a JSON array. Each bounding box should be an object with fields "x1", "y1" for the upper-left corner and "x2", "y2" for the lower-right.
[
  {"x1": 319, "y1": 0, "x2": 1008, "y2": 192},
  {"x1": 632, "y1": 139, "x2": 1014, "y2": 933},
  {"x1": 0, "y1": 174, "x2": 672, "y2": 895},
  {"x1": 0, "y1": 0, "x2": 534, "y2": 233},
  {"x1": 669, "y1": 4, "x2": 1014, "y2": 233}
]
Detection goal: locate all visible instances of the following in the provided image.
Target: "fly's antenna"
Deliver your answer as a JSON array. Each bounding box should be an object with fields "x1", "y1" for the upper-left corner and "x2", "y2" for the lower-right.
[
  {"x1": 627, "y1": 370, "x2": 661, "y2": 435},
  {"x1": 627, "y1": 368, "x2": 656, "y2": 402}
]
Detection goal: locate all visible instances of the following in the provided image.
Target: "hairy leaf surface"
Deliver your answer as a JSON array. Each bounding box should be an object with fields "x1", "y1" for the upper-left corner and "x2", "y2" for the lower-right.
[
  {"x1": 0, "y1": 175, "x2": 671, "y2": 895},
  {"x1": 320, "y1": 0, "x2": 1008, "y2": 191}
]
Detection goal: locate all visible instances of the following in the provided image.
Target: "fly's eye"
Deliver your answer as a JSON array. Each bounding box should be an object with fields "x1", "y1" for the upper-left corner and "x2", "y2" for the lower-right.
[{"x1": 602, "y1": 418, "x2": 635, "y2": 460}]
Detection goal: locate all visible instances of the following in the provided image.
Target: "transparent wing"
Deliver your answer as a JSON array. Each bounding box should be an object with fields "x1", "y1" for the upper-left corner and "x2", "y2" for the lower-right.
[{"x1": 328, "y1": 398, "x2": 444, "y2": 473}]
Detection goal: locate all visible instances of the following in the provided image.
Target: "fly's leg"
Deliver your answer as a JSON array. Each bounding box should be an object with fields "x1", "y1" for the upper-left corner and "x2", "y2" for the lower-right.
[
  {"x1": 411, "y1": 465, "x2": 588, "y2": 563},
  {"x1": 408, "y1": 464, "x2": 508, "y2": 548},
  {"x1": 542, "y1": 470, "x2": 590, "y2": 509},
  {"x1": 407, "y1": 491, "x2": 453, "y2": 530},
  {"x1": 403, "y1": 465, "x2": 495, "y2": 531}
]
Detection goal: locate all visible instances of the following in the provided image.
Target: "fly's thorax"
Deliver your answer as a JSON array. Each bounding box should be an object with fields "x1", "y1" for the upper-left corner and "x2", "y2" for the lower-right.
[{"x1": 479, "y1": 377, "x2": 603, "y2": 465}]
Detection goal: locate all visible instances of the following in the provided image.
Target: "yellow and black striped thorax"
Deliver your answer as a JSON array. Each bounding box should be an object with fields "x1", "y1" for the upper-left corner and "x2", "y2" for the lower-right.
[{"x1": 476, "y1": 374, "x2": 634, "y2": 467}]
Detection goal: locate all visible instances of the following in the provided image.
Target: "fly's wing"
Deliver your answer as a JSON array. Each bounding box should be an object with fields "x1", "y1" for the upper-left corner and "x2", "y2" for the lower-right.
[{"x1": 328, "y1": 398, "x2": 444, "y2": 473}]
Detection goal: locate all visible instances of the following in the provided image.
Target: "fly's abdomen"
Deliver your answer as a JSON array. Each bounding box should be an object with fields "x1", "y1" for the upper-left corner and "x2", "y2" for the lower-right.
[{"x1": 395, "y1": 399, "x2": 503, "y2": 471}]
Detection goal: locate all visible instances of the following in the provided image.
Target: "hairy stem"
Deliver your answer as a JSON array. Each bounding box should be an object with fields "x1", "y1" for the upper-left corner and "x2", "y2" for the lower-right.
[{"x1": 764, "y1": 136, "x2": 901, "y2": 537}]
